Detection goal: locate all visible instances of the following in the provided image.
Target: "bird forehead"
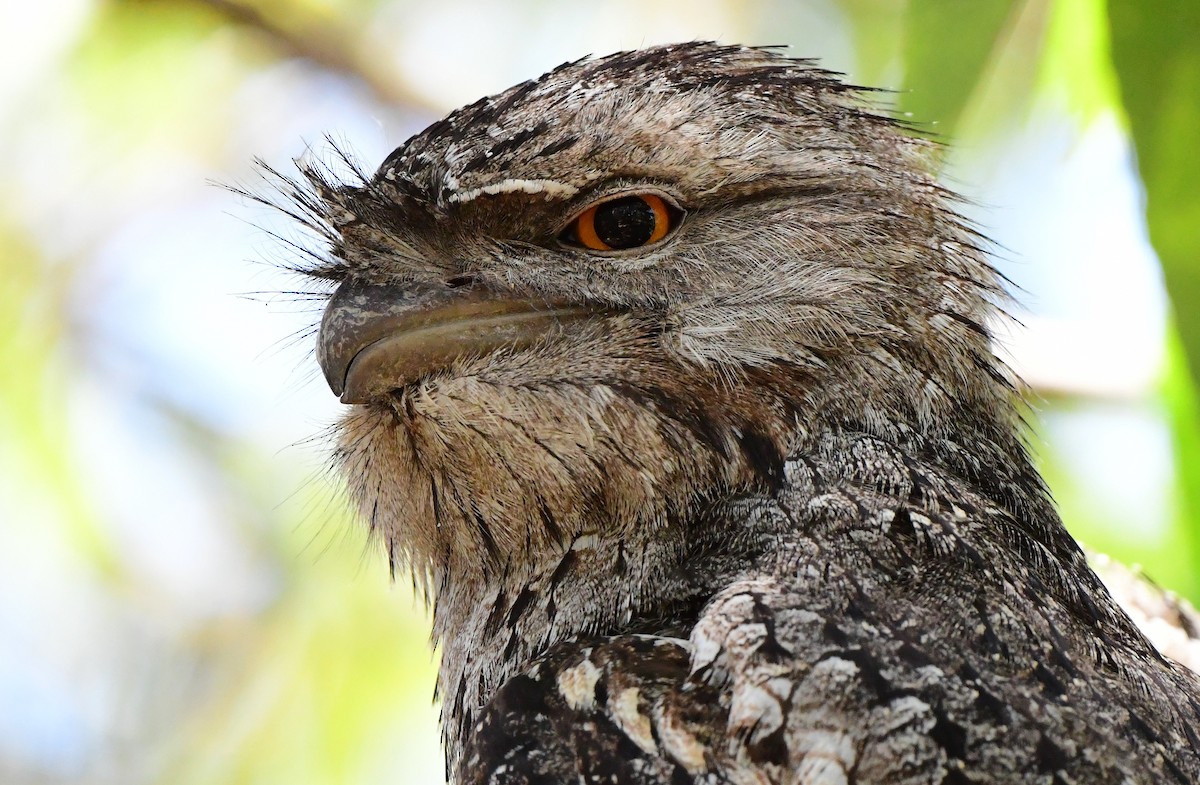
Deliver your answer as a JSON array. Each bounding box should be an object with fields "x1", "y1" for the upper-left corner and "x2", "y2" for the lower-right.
[
  {"x1": 380, "y1": 102, "x2": 807, "y2": 211},
  {"x1": 374, "y1": 46, "x2": 843, "y2": 208}
]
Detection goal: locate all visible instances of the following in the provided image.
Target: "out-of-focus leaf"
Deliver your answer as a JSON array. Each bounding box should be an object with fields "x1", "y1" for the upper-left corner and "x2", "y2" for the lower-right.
[
  {"x1": 1030, "y1": 399, "x2": 1195, "y2": 600},
  {"x1": 1162, "y1": 330, "x2": 1200, "y2": 601},
  {"x1": 69, "y1": 0, "x2": 241, "y2": 149},
  {"x1": 1109, "y1": 0, "x2": 1200, "y2": 387},
  {"x1": 161, "y1": 498, "x2": 443, "y2": 785},
  {"x1": 1109, "y1": 0, "x2": 1200, "y2": 589},
  {"x1": 838, "y1": 0, "x2": 906, "y2": 86},
  {"x1": 1037, "y1": 0, "x2": 1118, "y2": 120},
  {"x1": 0, "y1": 222, "x2": 118, "y2": 574},
  {"x1": 897, "y1": 0, "x2": 1020, "y2": 134}
]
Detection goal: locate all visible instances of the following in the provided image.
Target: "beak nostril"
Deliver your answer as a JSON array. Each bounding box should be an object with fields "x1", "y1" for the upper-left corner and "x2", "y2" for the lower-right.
[{"x1": 445, "y1": 275, "x2": 477, "y2": 289}]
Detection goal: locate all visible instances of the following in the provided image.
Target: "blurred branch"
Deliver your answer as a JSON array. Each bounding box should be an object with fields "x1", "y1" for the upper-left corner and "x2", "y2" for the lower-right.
[{"x1": 170, "y1": 0, "x2": 443, "y2": 114}]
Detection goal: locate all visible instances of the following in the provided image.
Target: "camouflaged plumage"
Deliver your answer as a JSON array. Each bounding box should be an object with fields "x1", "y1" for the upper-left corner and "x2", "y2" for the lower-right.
[{"x1": 276, "y1": 42, "x2": 1200, "y2": 784}]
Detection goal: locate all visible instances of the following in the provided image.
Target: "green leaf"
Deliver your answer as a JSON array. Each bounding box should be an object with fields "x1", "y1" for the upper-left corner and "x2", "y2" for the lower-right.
[
  {"x1": 1109, "y1": 0, "x2": 1200, "y2": 591},
  {"x1": 898, "y1": 0, "x2": 1021, "y2": 134},
  {"x1": 1109, "y1": 0, "x2": 1200, "y2": 387},
  {"x1": 1161, "y1": 329, "x2": 1200, "y2": 601}
]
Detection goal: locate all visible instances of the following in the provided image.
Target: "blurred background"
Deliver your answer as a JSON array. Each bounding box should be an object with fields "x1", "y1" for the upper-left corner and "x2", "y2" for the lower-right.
[{"x1": 1, "y1": 0, "x2": 1198, "y2": 782}]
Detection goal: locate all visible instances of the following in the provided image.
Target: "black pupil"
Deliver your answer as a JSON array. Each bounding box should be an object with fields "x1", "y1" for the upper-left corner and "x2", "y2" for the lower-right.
[{"x1": 593, "y1": 196, "x2": 657, "y2": 249}]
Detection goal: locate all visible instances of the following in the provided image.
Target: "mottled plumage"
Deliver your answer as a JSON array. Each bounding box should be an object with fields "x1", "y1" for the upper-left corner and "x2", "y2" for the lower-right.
[{"x1": 271, "y1": 43, "x2": 1200, "y2": 783}]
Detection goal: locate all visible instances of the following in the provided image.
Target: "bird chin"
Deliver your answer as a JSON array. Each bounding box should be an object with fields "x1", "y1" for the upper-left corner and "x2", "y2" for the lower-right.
[{"x1": 327, "y1": 306, "x2": 795, "y2": 589}]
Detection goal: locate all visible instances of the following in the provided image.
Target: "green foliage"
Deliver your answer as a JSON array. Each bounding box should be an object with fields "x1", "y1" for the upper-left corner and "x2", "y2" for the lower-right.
[
  {"x1": 899, "y1": 0, "x2": 1016, "y2": 136},
  {"x1": 1109, "y1": 0, "x2": 1200, "y2": 585},
  {"x1": 0, "y1": 221, "x2": 120, "y2": 575},
  {"x1": 1162, "y1": 334, "x2": 1200, "y2": 598},
  {"x1": 162, "y1": 514, "x2": 442, "y2": 785}
]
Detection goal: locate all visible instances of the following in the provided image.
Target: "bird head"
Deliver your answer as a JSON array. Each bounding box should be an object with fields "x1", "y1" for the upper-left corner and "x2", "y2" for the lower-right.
[{"x1": 284, "y1": 43, "x2": 1019, "y2": 591}]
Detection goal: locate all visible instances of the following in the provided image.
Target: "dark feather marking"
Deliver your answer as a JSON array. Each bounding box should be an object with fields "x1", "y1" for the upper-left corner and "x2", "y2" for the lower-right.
[
  {"x1": 488, "y1": 123, "x2": 548, "y2": 159},
  {"x1": 930, "y1": 708, "x2": 969, "y2": 760},
  {"x1": 505, "y1": 586, "x2": 538, "y2": 628},
  {"x1": 1034, "y1": 734, "x2": 1069, "y2": 774},
  {"x1": 735, "y1": 427, "x2": 785, "y2": 490},
  {"x1": 534, "y1": 492, "x2": 564, "y2": 543},
  {"x1": 535, "y1": 134, "x2": 579, "y2": 158},
  {"x1": 547, "y1": 549, "x2": 577, "y2": 588},
  {"x1": 482, "y1": 589, "x2": 509, "y2": 639}
]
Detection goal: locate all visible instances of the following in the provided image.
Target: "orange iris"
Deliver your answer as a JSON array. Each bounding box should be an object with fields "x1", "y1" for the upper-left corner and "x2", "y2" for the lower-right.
[{"x1": 571, "y1": 194, "x2": 672, "y2": 251}]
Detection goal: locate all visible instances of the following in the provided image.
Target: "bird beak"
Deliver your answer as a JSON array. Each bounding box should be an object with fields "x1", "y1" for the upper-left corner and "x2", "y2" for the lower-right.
[{"x1": 317, "y1": 279, "x2": 600, "y2": 404}]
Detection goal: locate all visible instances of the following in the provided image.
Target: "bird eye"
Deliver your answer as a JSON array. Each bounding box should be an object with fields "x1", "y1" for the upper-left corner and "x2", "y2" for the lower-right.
[{"x1": 561, "y1": 194, "x2": 677, "y2": 252}]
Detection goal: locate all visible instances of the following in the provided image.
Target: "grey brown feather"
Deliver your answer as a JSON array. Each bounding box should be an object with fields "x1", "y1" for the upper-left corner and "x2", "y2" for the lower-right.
[{"x1": 271, "y1": 43, "x2": 1200, "y2": 783}]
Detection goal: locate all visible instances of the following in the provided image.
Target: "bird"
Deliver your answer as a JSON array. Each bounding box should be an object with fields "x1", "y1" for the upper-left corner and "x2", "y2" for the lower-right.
[{"x1": 276, "y1": 42, "x2": 1200, "y2": 783}]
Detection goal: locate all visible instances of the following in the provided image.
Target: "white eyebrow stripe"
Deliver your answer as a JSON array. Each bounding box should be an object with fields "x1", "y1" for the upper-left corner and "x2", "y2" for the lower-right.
[{"x1": 446, "y1": 178, "x2": 579, "y2": 204}]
